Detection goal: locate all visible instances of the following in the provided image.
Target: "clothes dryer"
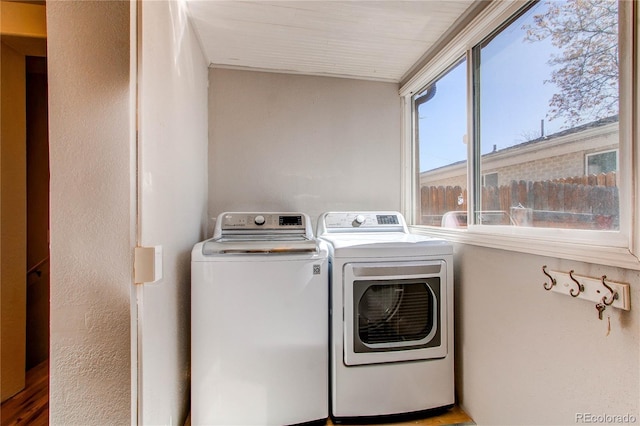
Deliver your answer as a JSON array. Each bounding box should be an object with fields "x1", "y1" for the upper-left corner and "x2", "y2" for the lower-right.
[
  {"x1": 191, "y1": 212, "x2": 328, "y2": 425},
  {"x1": 317, "y1": 211, "x2": 454, "y2": 421}
]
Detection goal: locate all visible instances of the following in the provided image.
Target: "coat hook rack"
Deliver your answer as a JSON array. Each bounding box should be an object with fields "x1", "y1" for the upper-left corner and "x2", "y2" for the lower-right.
[{"x1": 541, "y1": 268, "x2": 630, "y2": 317}]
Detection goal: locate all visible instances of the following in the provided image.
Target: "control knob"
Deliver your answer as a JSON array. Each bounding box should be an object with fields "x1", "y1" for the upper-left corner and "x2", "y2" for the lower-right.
[
  {"x1": 354, "y1": 215, "x2": 366, "y2": 225},
  {"x1": 254, "y1": 215, "x2": 265, "y2": 225}
]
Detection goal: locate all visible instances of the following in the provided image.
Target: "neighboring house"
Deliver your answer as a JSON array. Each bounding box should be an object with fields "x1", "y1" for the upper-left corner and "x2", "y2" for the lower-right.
[
  {"x1": 420, "y1": 116, "x2": 619, "y2": 189},
  {"x1": 419, "y1": 116, "x2": 620, "y2": 229}
]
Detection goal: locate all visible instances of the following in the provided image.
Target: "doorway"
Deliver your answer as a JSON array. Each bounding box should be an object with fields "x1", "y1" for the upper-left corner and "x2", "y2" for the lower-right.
[
  {"x1": 0, "y1": 0, "x2": 49, "y2": 418},
  {"x1": 25, "y1": 56, "x2": 50, "y2": 373}
]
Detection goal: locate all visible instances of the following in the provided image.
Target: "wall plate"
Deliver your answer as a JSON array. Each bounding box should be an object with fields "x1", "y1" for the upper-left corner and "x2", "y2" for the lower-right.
[{"x1": 134, "y1": 246, "x2": 163, "y2": 284}]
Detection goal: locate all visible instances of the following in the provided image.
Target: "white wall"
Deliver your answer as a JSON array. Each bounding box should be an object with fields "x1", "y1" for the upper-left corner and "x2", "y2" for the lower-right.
[
  {"x1": 47, "y1": 1, "x2": 133, "y2": 424},
  {"x1": 138, "y1": 1, "x2": 208, "y2": 424},
  {"x1": 208, "y1": 69, "x2": 401, "y2": 229},
  {"x1": 455, "y1": 244, "x2": 639, "y2": 425}
]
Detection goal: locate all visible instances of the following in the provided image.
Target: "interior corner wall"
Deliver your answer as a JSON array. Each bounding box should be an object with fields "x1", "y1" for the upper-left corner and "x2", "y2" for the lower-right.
[
  {"x1": 208, "y1": 69, "x2": 401, "y2": 230},
  {"x1": 138, "y1": 1, "x2": 209, "y2": 424},
  {"x1": 47, "y1": 2, "x2": 132, "y2": 424},
  {"x1": 454, "y1": 244, "x2": 640, "y2": 425}
]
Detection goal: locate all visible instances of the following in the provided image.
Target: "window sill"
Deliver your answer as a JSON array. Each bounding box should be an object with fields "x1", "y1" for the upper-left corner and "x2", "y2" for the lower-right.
[{"x1": 408, "y1": 225, "x2": 640, "y2": 271}]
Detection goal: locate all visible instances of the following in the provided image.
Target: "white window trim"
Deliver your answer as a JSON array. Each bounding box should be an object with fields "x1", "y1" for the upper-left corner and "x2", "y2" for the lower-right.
[{"x1": 400, "y1": 0, "x2": 640, "y2": 270}]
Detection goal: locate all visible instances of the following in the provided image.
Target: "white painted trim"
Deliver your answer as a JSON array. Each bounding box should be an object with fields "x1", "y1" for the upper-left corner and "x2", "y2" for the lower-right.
[
  {"x1": 209, "y1": 63, "x2": 398, "y2": 83},
  {"x1": 409, "y1": 225, "x2": 640, "y2": 270},
  {"x1": 130, "y1": 1, "x2": 139, "y2": 424},
  {"x1": 618, "y1": 2, "x2": 640, "y2": 254},
  {"x1": 616, "y1": 0, "x2": 634, "y2": 255},
  {"x1": 400, "y1": 97, "x2": 415, "y2": 223},
  {"x1": 465, "y1": 50, "x2": 475, "y2": 225},
  {"x1": 134, "y1": 1, "x2": 144, "y2": 423}
]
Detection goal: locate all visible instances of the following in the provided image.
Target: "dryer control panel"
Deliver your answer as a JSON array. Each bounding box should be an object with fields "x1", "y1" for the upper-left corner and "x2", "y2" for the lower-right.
[{"x1": 319, "y1": 211, "x2": 408, "y2": 233}]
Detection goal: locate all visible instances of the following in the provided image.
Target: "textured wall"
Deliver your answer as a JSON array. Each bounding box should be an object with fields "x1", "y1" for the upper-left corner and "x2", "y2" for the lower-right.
[
  {"x1": 47, "y1": 1, "x2": 133, "y2": 424},
  {"x1": 138, "y1": 1, "x2": 209, "y2": 424},
  {"x1": 455, "y1": 244, "x2": 639, "y2": 424},
  {"x1": 208, "y1": 69, "x2": 402, "y2": 230}
]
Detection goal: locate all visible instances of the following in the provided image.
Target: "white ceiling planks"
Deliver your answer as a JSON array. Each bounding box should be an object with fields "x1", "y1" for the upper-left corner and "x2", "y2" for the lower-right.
[{"x1": 185, "y1": 0, "x2": 476, "y2": 82}]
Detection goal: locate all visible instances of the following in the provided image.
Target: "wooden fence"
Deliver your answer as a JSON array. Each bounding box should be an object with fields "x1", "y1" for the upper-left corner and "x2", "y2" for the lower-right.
[{"x1": 420, "y1": 172, "x2": 618, "y2": 230}]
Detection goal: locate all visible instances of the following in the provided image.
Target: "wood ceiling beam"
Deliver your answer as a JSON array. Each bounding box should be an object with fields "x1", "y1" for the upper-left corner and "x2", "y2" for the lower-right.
[
  {"x1": 1, "y1": 1, "x2": 46, "y2": 56},
  {"x1": 1, "y1": 1, "x2": 46, "y2": 38}
]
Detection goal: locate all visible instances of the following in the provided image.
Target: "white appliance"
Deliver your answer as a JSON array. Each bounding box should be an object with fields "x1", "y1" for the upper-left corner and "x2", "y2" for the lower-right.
[
  {"x1": 317, "y1": 211, "x2": 454, "y2": 421},
  {"x1": 191, "y1": 212, "x2": 328, "y2": 425}
]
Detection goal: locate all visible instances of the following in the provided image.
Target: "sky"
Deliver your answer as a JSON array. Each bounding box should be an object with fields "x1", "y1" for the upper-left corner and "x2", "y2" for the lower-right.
[{"x1": 417, "y1": 1, "x2": 586, "y2": 172}]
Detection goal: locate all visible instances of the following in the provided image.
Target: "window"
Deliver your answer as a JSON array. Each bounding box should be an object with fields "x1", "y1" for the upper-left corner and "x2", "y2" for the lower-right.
[
  {"x1": 482, "y1": 173, "x2": 498, "y2": 188},
  {"x1": 586, "y1": 149, "x2": 618, "y2": 175},
  {"x1": 414, "y1": 58, "x2": 467, "y2": 227},
  {"x1": 401, "y1": 0, "x2": 638, "y2": 269},
  {"x1": 477, "y1": 0, "x2": 619, "y2": 231}
]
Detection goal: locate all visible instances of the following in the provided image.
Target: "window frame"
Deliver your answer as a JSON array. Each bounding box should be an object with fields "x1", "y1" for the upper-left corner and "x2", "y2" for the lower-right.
[{"x1": 400, "y1": 0, "x2": 640, "y2": 270}]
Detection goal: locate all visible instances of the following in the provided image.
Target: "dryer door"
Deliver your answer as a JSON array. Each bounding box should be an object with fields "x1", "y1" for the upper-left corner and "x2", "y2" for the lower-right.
[{"x1": 343, "y1": 261, "x2": 448, "y2": 366}]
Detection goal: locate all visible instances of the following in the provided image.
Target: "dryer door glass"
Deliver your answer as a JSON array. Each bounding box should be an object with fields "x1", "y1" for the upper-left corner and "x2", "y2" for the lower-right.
[
  {"x1": 353, "y1": 278, "x2": 440, "y2": 353},
  {"x1": 357, "y1": 281, "x2": 434, "y2": 346}
]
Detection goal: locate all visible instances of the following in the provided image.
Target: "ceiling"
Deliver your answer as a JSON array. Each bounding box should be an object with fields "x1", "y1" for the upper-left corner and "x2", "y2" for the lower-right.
[{"x1": 185, "y1": 0, "x2": 478, "y2": 83}]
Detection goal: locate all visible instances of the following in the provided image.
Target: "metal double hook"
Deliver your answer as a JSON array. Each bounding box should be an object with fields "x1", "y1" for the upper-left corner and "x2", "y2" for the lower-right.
[
  {"x1": 600, "y1": 275, "x2": 619, "y2": 306},
  {"x1": 568, "y1": 270, "x2": 584, "y2": 297},
  {"x1": 542, "y1": 265, "x2": 556, "y2": 290}
]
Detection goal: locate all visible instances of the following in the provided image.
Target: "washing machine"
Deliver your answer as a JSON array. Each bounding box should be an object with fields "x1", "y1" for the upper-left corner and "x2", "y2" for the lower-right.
[
  {"x1": 317, "y1": 211, "x2": 454, "y2": 421},
  {"x1": 191, "y1": 212, "x2": 328, "y2": 425}
]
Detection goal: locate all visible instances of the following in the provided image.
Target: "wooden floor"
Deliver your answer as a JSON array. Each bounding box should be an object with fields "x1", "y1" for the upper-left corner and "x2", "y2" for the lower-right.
[
  {"x1": 184, "y1": 405, "x2": 473, "y2": 426},
  {"x1": 1, "y1": 360, "x2": 49, "y2": 426},
  {"x1": 2, "y1": 362, "x2": 473, "y2": 426},
  {"x1": 184, "y1": 405, "x2": 473, "y2": 425},
  {"x1": 325, "y1": 405, "x2": 474, "y2": 425}
]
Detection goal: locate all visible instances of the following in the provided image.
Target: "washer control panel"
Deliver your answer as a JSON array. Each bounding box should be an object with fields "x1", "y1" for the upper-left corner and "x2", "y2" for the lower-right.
[{"x1": 221, "y1": 213, "x2": 305, "y2": 231}]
